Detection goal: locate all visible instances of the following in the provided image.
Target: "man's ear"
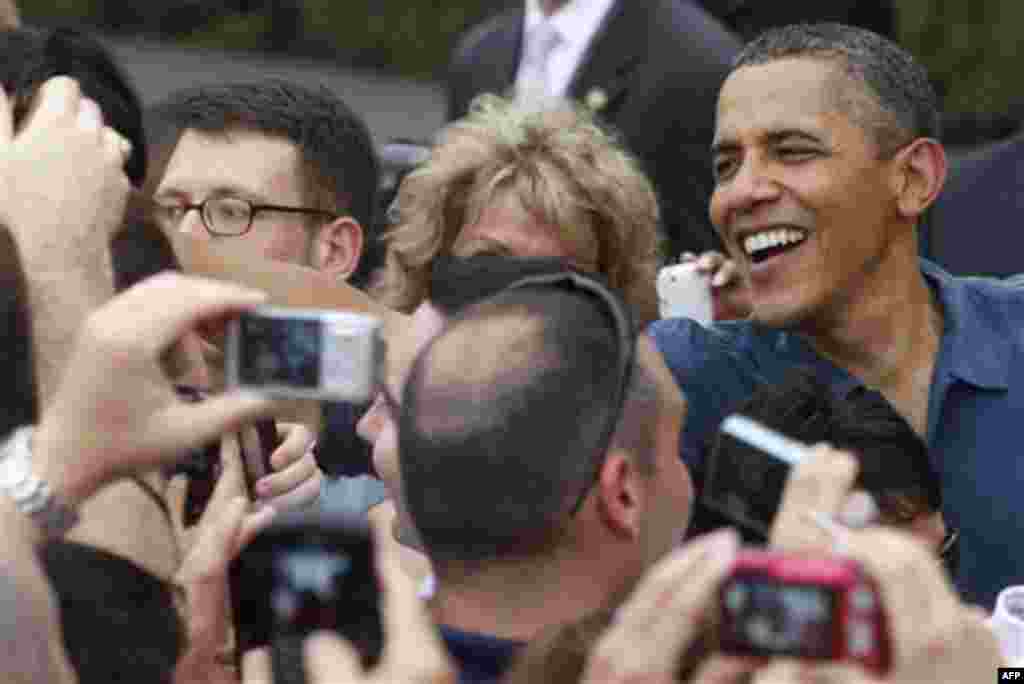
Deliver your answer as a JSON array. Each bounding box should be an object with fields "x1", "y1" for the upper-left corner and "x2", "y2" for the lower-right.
[
  {"x1": 595, "y1": 451, "x2": 646, "y2": 539},
  {"x1": 312, "y1": 216, "x2": 364, "y2": 281},
  {"x1": 891, "y1": 138, "x2": 947, "y2": 219}
]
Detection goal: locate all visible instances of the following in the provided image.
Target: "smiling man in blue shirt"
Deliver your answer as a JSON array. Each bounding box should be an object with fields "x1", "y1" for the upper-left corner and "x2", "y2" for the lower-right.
[{"x1": 649, "y1": 23, "x2": 1024, "y2": 610}]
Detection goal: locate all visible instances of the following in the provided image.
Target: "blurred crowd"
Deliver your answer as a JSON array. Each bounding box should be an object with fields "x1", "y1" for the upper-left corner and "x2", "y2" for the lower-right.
[{"x1": 0, "y1": 0, "x2": 1023, "y2": 682}]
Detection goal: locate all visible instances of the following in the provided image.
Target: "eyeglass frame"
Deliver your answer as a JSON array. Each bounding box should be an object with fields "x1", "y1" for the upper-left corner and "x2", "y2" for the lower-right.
[
  {"x1": 503, "y1": 270, "x2": 637, "y2": 516},
  {"x1": 152, "y1": 196, "x2": 339, "y2": 237}
]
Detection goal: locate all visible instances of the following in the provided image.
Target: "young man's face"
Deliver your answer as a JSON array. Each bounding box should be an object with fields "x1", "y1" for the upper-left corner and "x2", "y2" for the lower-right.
[
  {"x1": 155, "y1": 128, "x2": 321, "y2": 267},
  {"x1": 709, "y1": 58, "x2": 903, "y2": 330}
]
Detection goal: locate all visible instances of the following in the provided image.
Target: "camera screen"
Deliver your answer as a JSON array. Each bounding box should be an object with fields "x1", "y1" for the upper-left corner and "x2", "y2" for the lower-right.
[
  {"x1": 721, "y1": 576, "x2": 837, "y2": 659},
  {"x1": 237, "y1": 314, "x2": 321, "y2": 390},
  {"x1": 231, "y1": 529, "x2": 383, "y2": 665},
  {"x1": 702, "y1": 431, "x2": 792, "y2": 537}
]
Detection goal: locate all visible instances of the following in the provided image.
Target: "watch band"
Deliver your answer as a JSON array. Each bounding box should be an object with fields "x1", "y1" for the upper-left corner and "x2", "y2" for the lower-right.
[{"x1": 0, "y1": 426, "x2": 79, "y2": 538}]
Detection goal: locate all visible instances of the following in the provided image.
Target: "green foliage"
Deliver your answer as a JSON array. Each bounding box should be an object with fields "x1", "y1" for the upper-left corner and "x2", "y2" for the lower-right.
[
  {"x1": 178, "y1": 12, "x2": 271, "y2": 52},
  {"x1": 20, "y1": 0, "x2": 101, "y2": 23},
  {"x1": 301, "y1": 0, "x2": 493, "y2": 78},
  {"x1": 19, "y1": 0, "x2": 1024, "y2": 113},
  {"x1": 896, "y1": 0, "x2": 1024, "y2": 114}
]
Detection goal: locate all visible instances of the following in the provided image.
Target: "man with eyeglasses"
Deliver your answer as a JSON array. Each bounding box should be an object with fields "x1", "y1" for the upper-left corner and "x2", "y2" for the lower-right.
[
  {"x1": 148, "y1": 81, "x2": 384, "y2": 515},
  {"x1": 150, "y1": 80, "x2": 379, "y2": 287},
  {"x1": 396, "y1": 273, "x2": 692, "y2": 683}
]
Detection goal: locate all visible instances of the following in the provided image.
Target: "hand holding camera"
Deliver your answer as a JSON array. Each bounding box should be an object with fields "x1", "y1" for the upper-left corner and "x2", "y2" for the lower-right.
[
  {"x1": 31, "y1": 273, "x2": 278, "y2": 511},
  {"x1": 703, "y1": 416, "x2": 877, "y2": 545},
  {"x1": 234, "y1": 510, "x2": 455, "y2": 684}
]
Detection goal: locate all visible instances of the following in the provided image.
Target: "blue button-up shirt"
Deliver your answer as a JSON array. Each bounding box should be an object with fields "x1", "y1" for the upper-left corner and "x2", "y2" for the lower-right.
[{"x1": 649, "y1": 260, "x2": 1024, "y2": 609}]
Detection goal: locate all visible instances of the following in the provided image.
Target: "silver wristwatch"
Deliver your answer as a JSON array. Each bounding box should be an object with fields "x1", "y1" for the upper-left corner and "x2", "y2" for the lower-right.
[{"x1": 0, "y1": 426, "x2": 79, "y2": 538}]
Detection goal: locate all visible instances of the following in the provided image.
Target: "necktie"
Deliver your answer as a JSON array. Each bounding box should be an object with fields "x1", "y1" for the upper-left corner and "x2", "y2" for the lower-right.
[{"x1": 517, "y1": 21, "x2": 562, "y2": 108}]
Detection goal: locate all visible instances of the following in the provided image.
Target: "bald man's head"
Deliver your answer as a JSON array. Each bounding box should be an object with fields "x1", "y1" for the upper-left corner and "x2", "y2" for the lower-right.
[{"x1": 398, "y1": 283, "x2": 684, "y2": 569}]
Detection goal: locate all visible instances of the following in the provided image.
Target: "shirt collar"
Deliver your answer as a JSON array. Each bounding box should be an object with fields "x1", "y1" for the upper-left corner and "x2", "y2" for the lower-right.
[
  {"x1": 524, "y1": 0, "x2": 617, "y2": 51},
  {"x1": 921, "y1": 259, "x2": 1011, "y2": 389}
]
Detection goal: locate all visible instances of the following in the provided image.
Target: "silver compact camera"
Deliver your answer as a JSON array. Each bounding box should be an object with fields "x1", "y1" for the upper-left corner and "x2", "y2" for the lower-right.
[{"x1": 226, "y1": 306, "x2": 384, "y2": 403}]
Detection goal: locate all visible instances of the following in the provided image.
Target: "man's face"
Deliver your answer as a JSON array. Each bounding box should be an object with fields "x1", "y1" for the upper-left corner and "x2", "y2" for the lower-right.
[
  {"x1": 709, "y1": 58, "x2": 902, "y2": 329},
  {"x1": 635, "y1": 337, "x2": 693, "y2": 565},
  {"x1": 155, "y1": 128, "x2": 318, "y2": 266},
  {"x1": 357, "y1": 302, "x2": 447, "y2": 540}
]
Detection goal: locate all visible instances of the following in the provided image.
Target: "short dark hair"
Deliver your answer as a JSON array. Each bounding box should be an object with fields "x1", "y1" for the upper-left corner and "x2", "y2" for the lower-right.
[
  {"x1": 0, "y1": 27, "x2": 147, "y2": 185},
  {"x1": 110, "y1": 194, "x2": 182, "y2": 292},
  {"x1": 40, "y1": 542, "x2": 185, "y2": 684},
  {"x1": 399, "y1": 284, "x2": 652, "y2": 568},
  {"x1": 0, "y1": 229, "x2": 36, "y2": 441},
  {"x1": 148, "y1": 80, "x2": 381, "y2": 286},
  {"x1": 733, "y1": 23, "x2": 940, "y2": 156},
  {"x1": 723, "y1": 370, "x2": 941, "y2": 521}
]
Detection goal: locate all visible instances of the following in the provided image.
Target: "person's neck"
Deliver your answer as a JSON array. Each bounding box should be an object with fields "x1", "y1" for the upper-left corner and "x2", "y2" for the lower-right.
[
  {"x1": 797, "y1": 241, "x2": 943, "y2": 417},
  {"x1": 432, "y1": 552, "x2": 628, "y2": 642}
]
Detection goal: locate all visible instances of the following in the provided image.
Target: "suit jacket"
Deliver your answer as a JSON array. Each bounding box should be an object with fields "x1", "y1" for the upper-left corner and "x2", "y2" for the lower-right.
[
  {"x1": 923, "y1": 134, "x2": 1024, "y2": 278},
  {"x1": 446, "y1": 0, "x2": 743, "y2": 258}
]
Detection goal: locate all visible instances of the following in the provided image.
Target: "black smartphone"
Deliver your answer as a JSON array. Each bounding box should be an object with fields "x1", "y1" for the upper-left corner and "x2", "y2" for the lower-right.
[
  {"x1": 229, "y1": 509, "x2": 384, "y2": 668},
  {"x1": 171, "y1": 386, "x2": 280, "y2": 525}
]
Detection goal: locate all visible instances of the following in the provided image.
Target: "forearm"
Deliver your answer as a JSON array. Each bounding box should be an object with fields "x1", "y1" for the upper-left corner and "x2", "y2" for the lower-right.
[
  {"x1": 0, "y1": 497, "x2": 77, "y2": 684},
  {"x1": 18, "y1": 241, "x2": 115, "y2": 405}
]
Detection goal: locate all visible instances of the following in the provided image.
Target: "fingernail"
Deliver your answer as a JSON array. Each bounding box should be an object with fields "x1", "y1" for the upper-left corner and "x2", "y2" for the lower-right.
[
  {"x1": 253, "y1": 501, "x2": 277, "y2": 517},
  {"x1": 77, "y1": 98, "x2": 102, "y2": 131},
  {"x1": 838, "y1": 491, "x2": 879, "y2": 529},
  {"x1": 706, "y1": 528, "x2": 740, "y2": 562}
]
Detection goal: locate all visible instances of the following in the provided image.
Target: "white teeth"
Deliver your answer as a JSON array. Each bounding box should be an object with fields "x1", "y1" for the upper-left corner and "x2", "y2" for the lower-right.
[{"x1": 742, "y1": 228, "x2": 807, "y2": 257}]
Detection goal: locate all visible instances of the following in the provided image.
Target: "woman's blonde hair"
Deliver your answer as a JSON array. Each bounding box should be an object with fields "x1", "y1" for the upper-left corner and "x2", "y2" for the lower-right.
[{"x1": 372, "y1": 95, "x2": 662, "y2": 325}]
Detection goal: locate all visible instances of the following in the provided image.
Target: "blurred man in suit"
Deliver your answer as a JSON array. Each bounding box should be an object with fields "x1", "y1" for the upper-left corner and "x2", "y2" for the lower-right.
[
  {"x1": 923, "y1": 132, "x2": 1024, "y2": 278},
  {"x1": 0, "y1": 0, "x2": 19, "y2": 28},
  {"x1": 446, "y1": 0, "x2": 742, "y2": 260}
]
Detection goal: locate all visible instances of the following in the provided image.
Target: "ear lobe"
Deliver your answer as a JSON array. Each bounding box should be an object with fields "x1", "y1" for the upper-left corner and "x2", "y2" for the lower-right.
[
  {"x1": 595, "y1": 452, "x2": 645, "y2": 539},
  {"x1": 892, "y1": 139, "x2": 947, "y2": 219},
  {"x1": 314, "y1": 216, "x2": 364, "y2": 280}
]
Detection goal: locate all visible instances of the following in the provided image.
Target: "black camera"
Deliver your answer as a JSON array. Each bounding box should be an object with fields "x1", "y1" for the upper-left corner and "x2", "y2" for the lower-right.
[
  {"x1": 702, "y1": 415, "x2": 806, "y2": 539},
  {"x1": 229, "y1": 509, "x2": 384, "y2": 668}
]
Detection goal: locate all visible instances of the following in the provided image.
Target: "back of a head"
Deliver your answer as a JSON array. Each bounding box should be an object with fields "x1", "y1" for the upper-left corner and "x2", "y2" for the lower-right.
[
  {"x1": 148, "y1": 80, "x2": 381, "y2": 286},
  {"x1": 727, "y1": 370, "x2": 940, "y2": 521},
  {"x1": 399, "y1": 284, "x2": 623, "y2": 569},
  {"x1": 733, "y1": 22, "x2": 940, "y2": 157},
  {"x1": 0, "y1": 26, "x2": 147, "y2": 185},
  {"x1": 40, "y1": 541, "x2": 185, "y2": 684},
  {"x1": 376, "y1": 94, "x2": 661, "y2": 323}
]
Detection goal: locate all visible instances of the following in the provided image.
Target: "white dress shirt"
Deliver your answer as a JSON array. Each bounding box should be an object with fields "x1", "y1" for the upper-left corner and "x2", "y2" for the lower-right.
[{"x1": 515, "y1": 0, "x2": 618, "y2": 101}]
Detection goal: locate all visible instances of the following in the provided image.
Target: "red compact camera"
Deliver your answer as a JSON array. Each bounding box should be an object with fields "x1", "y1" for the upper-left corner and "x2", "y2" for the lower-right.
[{"x1": 718, "y1": 549, "x2": 890, "y2": 675}]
